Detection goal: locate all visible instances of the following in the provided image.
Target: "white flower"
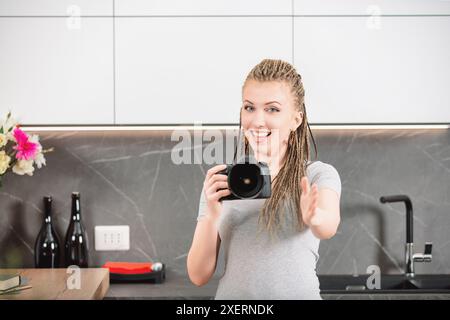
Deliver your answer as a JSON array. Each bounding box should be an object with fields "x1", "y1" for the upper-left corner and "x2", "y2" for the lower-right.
[
  {"x1": 0, "y1": 133, "x2": 7, "y2": 147},
  {"x1": 29, "y1": 135, "x2": 46, "y2": 168},
  {"x1": 0, "y1": 150, "x2": 11, "y2": 174},
  {"x1": 34, "y1": 152, "x2": 46, "y2": 169},
  {"x1": 12, "y1": 159, "x2": 35, "y2": 176},
  {"x1": 1, "y1": 113, "x2": 18, "y2": 139},
  {"x1": 29, "y1": 134, "x2": 43, "y2": 152}
]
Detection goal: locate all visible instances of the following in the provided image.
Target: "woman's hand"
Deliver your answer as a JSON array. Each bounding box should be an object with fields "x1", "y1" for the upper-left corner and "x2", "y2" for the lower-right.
[
  {"x1": 203, "y1": 164, "x2": 232, "y2": 220},
  {"x1": 300, "y1": 176, "x2": 324, "y2": 227}
]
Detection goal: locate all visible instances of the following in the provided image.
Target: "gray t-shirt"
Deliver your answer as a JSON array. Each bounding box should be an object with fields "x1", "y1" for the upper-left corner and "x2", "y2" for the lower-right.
[{"x1": 196, "y1": 161, "x2": 341, "y2": 300}]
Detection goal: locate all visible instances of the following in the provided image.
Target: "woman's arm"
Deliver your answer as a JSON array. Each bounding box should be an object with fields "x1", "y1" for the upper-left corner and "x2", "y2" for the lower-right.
[
  {"x1": 188, "y1": 164, "x2": 230, "y2": 286},
  {"x1": 187, "y1": 214, "x2": 221, "y2": 286},
  {"x1": 300, "y1": 177, "x2": 341, "y2": 240}
]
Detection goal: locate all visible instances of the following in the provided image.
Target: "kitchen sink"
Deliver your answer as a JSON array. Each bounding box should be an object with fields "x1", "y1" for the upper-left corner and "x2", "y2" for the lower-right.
[{"x1": 319, "y1": 274, "x2": 450, "y2": 293}]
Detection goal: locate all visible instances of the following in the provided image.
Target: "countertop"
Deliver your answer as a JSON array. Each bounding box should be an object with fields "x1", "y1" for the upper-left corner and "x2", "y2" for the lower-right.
[
  {"x1": 3, "y1": 270, "x2": 449, "y2": 300},
  {"x1": 0, "y1": 268, "x2": 109, "y2": 300},
  {"x1": 105, "y1": 274, "x2": 450, "y2": 300},
  {"x1": 106, "y1": 273, "x2": 217, "y2": 300}
]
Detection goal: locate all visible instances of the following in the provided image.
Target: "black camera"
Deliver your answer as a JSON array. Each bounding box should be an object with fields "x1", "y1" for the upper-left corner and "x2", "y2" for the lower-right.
[{"x1": 218, "y1": 156, "x2": 271, "y2": 201}]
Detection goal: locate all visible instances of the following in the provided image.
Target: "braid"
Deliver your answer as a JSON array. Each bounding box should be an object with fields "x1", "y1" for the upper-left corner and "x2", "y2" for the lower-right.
[{"x1": 242, "y1": 59, "x2": 318, "y2": 236}]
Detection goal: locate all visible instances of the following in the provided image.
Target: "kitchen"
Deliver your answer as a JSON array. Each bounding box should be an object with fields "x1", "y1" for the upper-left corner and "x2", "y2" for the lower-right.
[{"x1": 1, "y1": 0, "x2": 450, "y2": 312}]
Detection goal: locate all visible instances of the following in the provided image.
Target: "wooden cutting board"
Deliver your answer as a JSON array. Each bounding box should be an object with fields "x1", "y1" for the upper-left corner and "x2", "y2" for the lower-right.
[{"x1": 0, "y1": 268, "x2": 109, "y2": 300}]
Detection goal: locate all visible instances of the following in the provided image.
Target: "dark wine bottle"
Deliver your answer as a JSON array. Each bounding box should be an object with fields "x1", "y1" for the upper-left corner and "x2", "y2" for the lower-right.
[
  {"x1": 64, "y1": 192, "x2": 89, "y2": 267},
  {"x1": 34, "y1": 196, "x2": 61, "y2": 268}
]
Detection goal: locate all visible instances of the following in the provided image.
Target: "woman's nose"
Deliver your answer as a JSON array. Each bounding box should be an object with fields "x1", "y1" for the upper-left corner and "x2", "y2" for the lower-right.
[{"x1": 251, "y1": 109, "x2": 266, "y2": 127}]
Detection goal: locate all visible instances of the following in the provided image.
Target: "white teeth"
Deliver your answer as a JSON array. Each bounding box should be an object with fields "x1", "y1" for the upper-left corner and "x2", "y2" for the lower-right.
[{"x1": 250, "y1": 130, "x2": 271, "y2": 137}]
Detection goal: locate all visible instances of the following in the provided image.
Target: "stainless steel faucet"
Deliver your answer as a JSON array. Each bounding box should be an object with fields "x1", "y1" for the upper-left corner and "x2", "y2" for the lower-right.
[{"x1": 380, "y1": 195, "x2": 432, "y2": 278}]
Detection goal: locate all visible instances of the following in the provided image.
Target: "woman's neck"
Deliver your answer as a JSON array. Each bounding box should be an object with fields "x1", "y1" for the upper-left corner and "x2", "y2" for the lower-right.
[{"x1": 253, "y1": 146, "x2": 287, "y2": 182}]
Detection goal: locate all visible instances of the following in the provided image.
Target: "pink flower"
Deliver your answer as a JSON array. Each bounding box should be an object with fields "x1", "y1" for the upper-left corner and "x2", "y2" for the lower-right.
[{"x1": 13, "y1": 127, "x2": 38, "y2": 160}]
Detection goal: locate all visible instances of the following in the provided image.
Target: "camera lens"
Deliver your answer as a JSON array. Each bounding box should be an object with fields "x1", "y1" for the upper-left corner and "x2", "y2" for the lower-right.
[{"x1": 228, "y1": 163, "x2": 263, "y2": 199}]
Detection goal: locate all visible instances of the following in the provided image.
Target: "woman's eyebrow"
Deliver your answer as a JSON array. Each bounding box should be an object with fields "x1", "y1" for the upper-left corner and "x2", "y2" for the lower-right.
[
  {"x1": 265, "y1": 101, "x2": 281, "y2": 106},
  {"x1": 243, "y1": 100, "x2": 282, "y2": 106}
]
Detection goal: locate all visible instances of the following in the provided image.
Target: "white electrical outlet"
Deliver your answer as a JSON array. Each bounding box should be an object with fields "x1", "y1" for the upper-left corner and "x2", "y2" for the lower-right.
[{"x1": 95, "y1": 225, "x2": 130, "y2": 251}]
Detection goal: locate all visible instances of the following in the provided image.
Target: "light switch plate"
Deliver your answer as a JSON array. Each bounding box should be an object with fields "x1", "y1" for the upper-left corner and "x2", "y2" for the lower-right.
[{"x1": 95, "y1": 225, "x2": 130, "y2": 251}]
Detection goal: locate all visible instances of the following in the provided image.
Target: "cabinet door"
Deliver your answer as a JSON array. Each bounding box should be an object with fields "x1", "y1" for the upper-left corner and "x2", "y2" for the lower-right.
[
  {"x1": 0, "y1": 18, "x2": 114, "y2": 124},
  {"x1": 0, "y1": 0, "x2": 112, "y2": 16},
  {"x1": 294, "y1": 0, "x2": 450, "y2": 15},
  {"x1": 115, "y1": 17, "x2": 292, "y2": 124},
  {"x1": 293, "y1": 17, "x2": 450, "y2": 123},
  {"x1": 115, "y1": 0, "x2": 291, "y2": 16}
]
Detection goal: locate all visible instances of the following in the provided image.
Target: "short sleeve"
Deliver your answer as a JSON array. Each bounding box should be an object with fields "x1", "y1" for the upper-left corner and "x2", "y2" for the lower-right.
[
  {"x1": 306, "y1": 161, "x2": 342, "y2": 197},
  {"x1": 197, "y1": 185, "x2": 208, "y2": 221}
]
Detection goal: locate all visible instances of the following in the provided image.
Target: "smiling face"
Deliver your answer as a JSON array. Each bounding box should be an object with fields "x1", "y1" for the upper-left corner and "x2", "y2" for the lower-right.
[{"x1": 241, "y1": 80, "x2": 303, "y2": 167}]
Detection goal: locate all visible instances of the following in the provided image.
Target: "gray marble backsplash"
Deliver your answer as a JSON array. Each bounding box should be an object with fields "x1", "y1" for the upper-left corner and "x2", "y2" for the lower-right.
[{"x1": 0, "y1": 128, "x2": 449, "y2": 277}]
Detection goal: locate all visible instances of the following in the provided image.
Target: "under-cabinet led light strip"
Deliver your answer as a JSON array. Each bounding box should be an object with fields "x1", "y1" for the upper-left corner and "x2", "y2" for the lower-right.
[{"x1": 20, "y1": 124, "x2": 450, "y2": 131}]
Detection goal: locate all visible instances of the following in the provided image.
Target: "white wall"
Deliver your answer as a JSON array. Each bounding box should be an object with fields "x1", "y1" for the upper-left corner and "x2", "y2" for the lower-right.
[{"x1": 0, "y1": 0, "x2": 449, "y2": 125}]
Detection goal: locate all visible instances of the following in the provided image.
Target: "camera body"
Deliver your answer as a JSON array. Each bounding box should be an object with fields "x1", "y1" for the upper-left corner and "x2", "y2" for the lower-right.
[{"x1": 218, "y1": 156, "x2": 271, "y2": 201}]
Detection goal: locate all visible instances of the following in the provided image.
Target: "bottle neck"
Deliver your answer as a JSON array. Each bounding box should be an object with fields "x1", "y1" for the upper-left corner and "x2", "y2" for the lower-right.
[
  {"x1": 44, "y1": 199, "x2": 53, "y2": 224},
  {"x1": 71, "y1": 197, "x2": 81, "y2": 221}
]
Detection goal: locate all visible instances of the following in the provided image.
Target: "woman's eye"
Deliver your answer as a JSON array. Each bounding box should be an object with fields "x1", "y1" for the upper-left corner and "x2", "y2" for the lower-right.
[
  {"x1": 267, "y1": 107, "x2": 279, "y2": 113},
  {"x1": 244, "y1": 105, "x2": 254, "y2": 112}
]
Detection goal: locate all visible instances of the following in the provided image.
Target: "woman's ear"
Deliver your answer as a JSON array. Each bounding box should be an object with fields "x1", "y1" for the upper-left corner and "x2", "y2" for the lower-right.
[{"x1": 292, "y1": 111, "x2": 303, "y2": 131}]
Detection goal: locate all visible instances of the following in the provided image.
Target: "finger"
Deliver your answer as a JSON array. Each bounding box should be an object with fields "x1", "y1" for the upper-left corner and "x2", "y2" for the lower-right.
[
  {"x1": 306, "y1": 188, "x2": 318, "y2": 208},
  {"x1": 306, "y1": 199, "x2": 314, "y2": 215},
  {"x1": 208, "y1": 181, "x2": 229, "y2": 193},
  {"x1": 209, "y1": 173, "x2": 228, "y2": 184},
  {"x1": 204, "y1": 175, "x2": 227, "y2": 192},
  {"x1": 312, "y1": 196, "x2": 318, "y2": 208},
  {"x1": 211, "y1": 189, "x2": 232, "y2": 202},
  {"x1": 310, "y1": 185, "x2": 317, "y2": 198},
  {"x1": 206, "y1": 164, "x2": 227, "y2": 180},
  {"x1": 311, "y1": 197, "x2": 319, "y2": 213},
  {"x1": 311, "y1": 186, "x2": 318, "y2": 200},
  {"x1": 206, "y1": 185, "x2": 224, "y2": 198},
  {"x1": 301, "y1": 176, "x2": 310, "y2": 194},
  {"x1": 204, "y1": 165, "x2": 227, "y2": 190},
  {"x1": 208, "y1": 182, "x2": 229, "y2": 197}
]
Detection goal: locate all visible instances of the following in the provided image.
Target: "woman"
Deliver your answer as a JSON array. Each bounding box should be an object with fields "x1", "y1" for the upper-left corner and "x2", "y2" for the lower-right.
[{"x1": 187, "y1": 59, "x2": 341, "y2": 299}]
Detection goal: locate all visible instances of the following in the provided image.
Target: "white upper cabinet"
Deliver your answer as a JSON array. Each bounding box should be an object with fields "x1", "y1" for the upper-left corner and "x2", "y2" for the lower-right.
[
  {"x1": 0, "y1": 0, "x2": 112, "y2": 16},
  {"x1": 115, "y1": 0, "x2": 291, "y2": 16},
  {"x1": 0, "y1": 18, "x2": 114, "y2": 124},
  {"x1": 294, "y1": 0, "x2": 450, "y2": 15},
  {"x1": 115, "y1": 18, "x2": 292, "y2": 124},
  {"x1": 294, "y1": 17, "x2": 450, "y2": 123},
  {"x1": 1, "y1": 1, "x2": 448, "y2": 125}
]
